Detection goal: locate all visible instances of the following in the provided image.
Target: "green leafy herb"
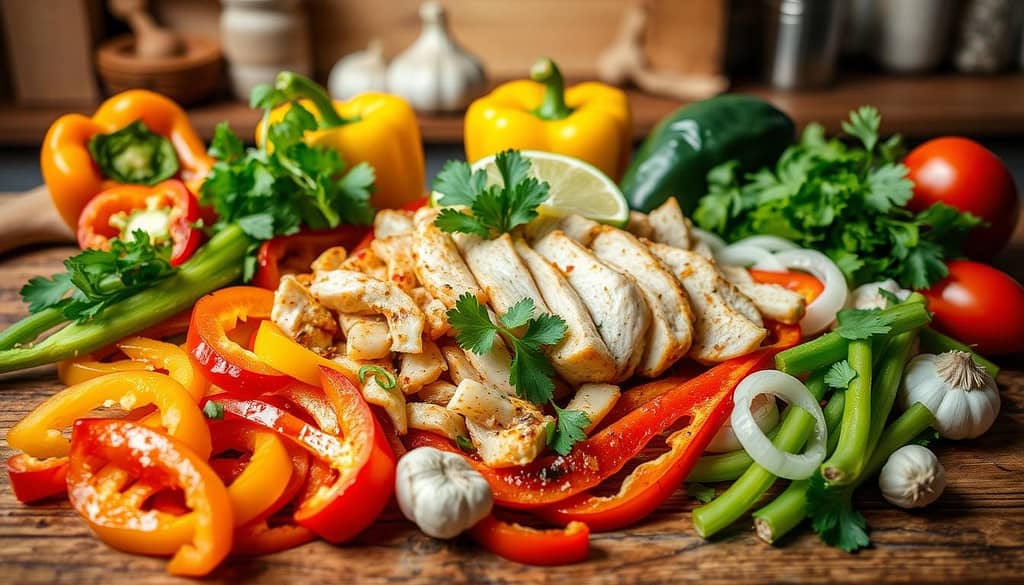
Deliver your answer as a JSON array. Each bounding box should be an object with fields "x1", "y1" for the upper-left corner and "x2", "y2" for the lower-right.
[
  {"x1": 825, "y1": 360, "x2": 858, "y2": 390},
  {"x1": 687, "y1": 483, "x2": 717, "y2": 504},
  {"x1": 877, "y1": 288, "x2": 902, "y2": 308},
  {"x1": 432, "y1": 150, "x2": 549, "y2": 238},
  {"x1": 693, "y1": 107, "x2": 982, "y2": 289},
  {"x1": 547, "y1": 402, "x2": 590, "y2": 456},
  {"x1": 834, "y1": 308, "x2": 894, "y2": 340},
  {"x1": 21, "y1": 231, "x2": 177, "y2": 323},
  {"x1": 455, "y1": 434, "x2": 477, "y2": 453},
  {"x1": 806, "y1": 472, "x2": 870, "y2": 552},
  {"x1": 87, "y1": 120, "x2": 180, "y2": 185},
  {"x1": 358, "y1": 365, "x2": 397, "y2": 390},
  {"x1": 203, "y1": 400, "x2": 225, "y2": 420}
]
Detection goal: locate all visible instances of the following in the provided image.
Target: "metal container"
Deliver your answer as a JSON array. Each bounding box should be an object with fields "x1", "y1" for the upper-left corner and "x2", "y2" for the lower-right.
[
  {"x1": 764, "y1": 0, "x2": 845, "y2": 89},
  {"x1": 875, "y1": 0, "x2": 955, "y2": 73}
]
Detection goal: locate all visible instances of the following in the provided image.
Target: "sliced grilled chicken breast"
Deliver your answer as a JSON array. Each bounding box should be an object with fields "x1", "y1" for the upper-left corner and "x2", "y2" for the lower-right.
[
  {"x1": 373, "y1": 209, "x2": 415, "y2": 239},
  {"x1": 720, "y1": 266, "x2": 806, "y2": 325},
  {"x1": 648, "y1": 197, "x2": 694, "y2": 249},
  {"x1": 591, "y1": 227, "x2": 694, "y2": 377},
  {"x1": 411, "y1": 208, "x2": 486, "y2": 309},
  {"x1": 337, "y1": 313, "x2": 392, "y2": 360},
  {"x1": 625, "y1": 211, "x2": 654, "y2": 240},
  {"x1": 648, "y1": 243, "x2": 767, "y2": 363},
  {"x1": 272, "y1": 275, "x2": 339, "y2": 351},
  {"x1": 514, "y1": 238, "x2": 618, "y2": 384},
  {"x1": 310, "y1": 269, "x2": 426, "y2": 354},
  {"x1": 533, "y1": 230, "x2": 651, "y2": 382},
  {"x1": 525, "y1": 214, "x2": 601, "y2": 246},
  {"x1": 454, "y1": 232, "x2": 550, "y2": 316}
]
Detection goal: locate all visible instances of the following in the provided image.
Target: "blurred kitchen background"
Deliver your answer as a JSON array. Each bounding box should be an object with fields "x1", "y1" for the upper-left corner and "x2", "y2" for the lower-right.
[{"x1": 1, "y1": 0, "x2": 1024, "y2": 191}]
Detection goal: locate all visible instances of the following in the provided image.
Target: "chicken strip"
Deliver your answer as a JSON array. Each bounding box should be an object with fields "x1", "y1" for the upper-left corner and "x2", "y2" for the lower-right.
[
  {"x1": 625, "y1": 211, "x2": 654, "y2": 240},
  {"x1": 591, "y1": 227, "x2": 694, "y2": 377},
  {"x1": 719, "y1": 266, "x2": 806, "y2": 325},
  {"x1": 514, "y1": 238, "x2": 617, "y2": 384},
  {"x1": 371, "y1": 234, "x2": 418, "y2": 292},
  {"x1": 410, "y1": 287, "x2": 451, "y2": 339},
  {"x1": 648, "y1": 197, "x2": 694, "y2": 249},
  {"x1": 373, "y1": 209, "x2": 415, "y2": 239},
  {"x1": 310, "y1": 269, "x2": 425, "y2": 354},
  {"x1": 337, "y1": 313, "x2": 392, "y2": 360},
  {"x1": 525, "y1": 214, "x2": 601, "y2": 246},
  {"x1": 533, "y1": 230, "x2": 651, "y2": 381},
  {"x1": 271, "y1": 275, "x2": 338, "y2": 352},
  {"x1": 454, "y1": 233, "x2": 550, "y2": 316},
  {"x1": 412, "y1": 208, "x2": 486, "y2": 308},
  {"x1": 339, "y1": 246, "x2": 387, "y2": 281},
  {"x1": 648, "y1": 243, "x2": 767, "y2": 363}
]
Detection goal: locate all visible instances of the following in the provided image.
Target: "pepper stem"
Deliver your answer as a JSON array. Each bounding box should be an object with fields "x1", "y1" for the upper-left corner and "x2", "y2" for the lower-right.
[
  {"x1": 935, "y1": 350, "x2": 990, "y2": 390},
  {"x1": 275, "y1": 71, "x2": 349, "y2": 128},
  {"x1": 530, "y1": 58, "x2": 574, "y2": 121}
]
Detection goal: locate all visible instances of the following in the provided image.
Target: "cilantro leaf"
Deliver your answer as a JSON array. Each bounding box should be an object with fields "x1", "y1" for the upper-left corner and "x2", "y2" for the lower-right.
[
  {"x1": 20, "y1": 273, "x2": 73, "y2": 313},
  {"x1": 835, "y1": 308, "x2": 894, "y2": 340},
  {"x1": 841, "y1": 106, "x2": 880, "y2": 153},
  {"x1": 865, "y1": 163, "x2": 913, "y2": 213},
  {"x1": 806, "y1": 472, "x2": 870, "y2": 552},
  {"x1": 445, "y1": 293, "x2": 499, "y2": 355},
  {"x1": 509, "y1": 341, "x2": 557, "y2": 404},
  {"x1": 520, "y1": 313, "x2": 568, "y2": 348},
  {"x1": 547, "y1": 403, "x2": 590, "y2": 456},
  {"x1": 499, "y1": 297, "x2": 536, "y2": 330},
  {"x1": 203, "y1": 401, "x2": 225, "y2": 420},
  {"x1": 208, "y1": 121, "x2": 244, "y2": 162},
  {"x1": 432, "y1": 150, "x2": 549, "y2": 238},
  {"x1": 236, "y1": 213, "x2": 277, "y2": 240},
  {"x1": 455, "y1": 434, "x2": 477, "y2": 453},
  {"x1": 687, "y1": 483, "x2": 717, "y2": 504},
  {"x1": 825, "y1": 360, "x2": 857, "y2": 389}
]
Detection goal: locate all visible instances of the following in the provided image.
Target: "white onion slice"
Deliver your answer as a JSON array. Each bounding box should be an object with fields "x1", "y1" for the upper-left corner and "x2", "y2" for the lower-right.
[
  {"x1": 756, "y1": 249, "x2": 849, "y2": 336},
  {"x1": 730, "y1": 235, "x2": 800, "y2": 253},
  {"x1": 692, "y1": 228, "x2": 726, "y2": 253},
  {"x1": 730, "y1": 370, "x2": 827, "y2": 480},
  {"x1": 706, "y1": 393, "x2": 779, "y2": 453},
  {"x1": 716, "y1": 243, "x2": 786, "y2": 270}
]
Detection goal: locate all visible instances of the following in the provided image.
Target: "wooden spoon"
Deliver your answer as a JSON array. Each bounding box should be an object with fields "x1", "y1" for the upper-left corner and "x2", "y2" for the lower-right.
[{"x1": 0, "y1": 188, "x2": 76, "y2": 255}]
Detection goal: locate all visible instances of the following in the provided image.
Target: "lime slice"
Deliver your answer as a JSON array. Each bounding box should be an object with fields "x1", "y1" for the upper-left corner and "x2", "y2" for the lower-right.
[{"x1": 431, "y1": 151, "x2": 629, "y2": 227}]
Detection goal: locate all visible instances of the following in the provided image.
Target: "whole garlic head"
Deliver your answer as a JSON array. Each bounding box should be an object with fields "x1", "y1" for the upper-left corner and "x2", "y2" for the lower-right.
[
  {"x1": 851, "y1": 280, "x2": 910, "y2": 310},
  {"x1": 385, "y1": 1, "x2": 487, "y2": 112},
  {"x1": 879, "y1": 444, "x2": 947, "y2": 509},
  {"x1": 900, "y1": 351, "x2": 1000, "y2": 440},
  {"x1": 328, "y1": 39, "x2": 388, "y2": 100},
  {"x1": 395, "y1": 447, "x2": 493, "y2": 539}
]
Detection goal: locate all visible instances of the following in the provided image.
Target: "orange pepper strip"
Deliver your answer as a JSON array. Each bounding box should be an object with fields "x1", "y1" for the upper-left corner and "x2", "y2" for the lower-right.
[
  {"x1": 67, "y1": 420, "x2": 232, "y2": 577},
  {"x1": 469, "y1": 515, "x2": 590, "y2": 566},
  {"x1": 209, "y1": 419, "x2": 293, "y2": 526},
  {"x1": 7, "y1": 371, "x2": 211, "y2": 460},
  {"x1": 59, "y1": 337, "x2": 207, "y2": 402}
]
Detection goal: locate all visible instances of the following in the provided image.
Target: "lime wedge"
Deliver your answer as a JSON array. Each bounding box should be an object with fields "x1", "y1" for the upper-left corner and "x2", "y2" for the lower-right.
[{"x1": 431, "y1": 151, "x2": 629, "y2": 227}]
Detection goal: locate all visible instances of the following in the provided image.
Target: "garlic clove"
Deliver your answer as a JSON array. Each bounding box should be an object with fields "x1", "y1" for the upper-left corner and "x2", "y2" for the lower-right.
[{"x1": 328, "y1": 38, "x2": 388, "y2": 100}]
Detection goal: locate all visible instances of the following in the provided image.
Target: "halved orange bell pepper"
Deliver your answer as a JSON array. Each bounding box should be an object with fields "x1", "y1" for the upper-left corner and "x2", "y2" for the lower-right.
[
  {"x1": 67, "y1": 419, "x2": 232, "y2": 577},
  {"x1": 59, "y1": 336, "x2": 206, "y2": 401},
  {"x1": 41, "y1": 90, "x2": 213, "y2": 229},
  {"x1": 209, "y1": 419, "x2": 292, "y2": 526},
  {"x1": 7, "y1": 370, "x2": 211, "y2": 460},
  {"x1": 257, "y1": 72, "x2": 425, "y2": 210},
  {"x1": 252, "y1": 224, "x2": 370, "y2": 290},
  {"x1": 187, "y1": 287, "x2": 292, "y2": 396},
  {"x1": 215, "y1": 366, "x2": 395, "y2": 543},
  {"x1": 6, "y1": 454, "x2": 69, "y2": 504},
  {"x1": 464, "y1": 58, "x2": 632, "y2": 181},
  {"x1": 469, "y1": 514, "x2": 590, "y2": 566}
]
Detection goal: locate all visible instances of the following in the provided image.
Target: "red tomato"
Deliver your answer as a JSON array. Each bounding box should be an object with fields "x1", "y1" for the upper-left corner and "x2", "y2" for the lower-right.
[
  {"x1": 904, "y1": 137, "x2": 1019, "y2": 258},
  {"x1": 923, "y1": 260, "x2": 1024, "y2": 355}
]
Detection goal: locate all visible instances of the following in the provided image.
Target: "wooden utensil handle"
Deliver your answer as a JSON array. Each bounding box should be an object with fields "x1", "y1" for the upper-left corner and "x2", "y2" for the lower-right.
[{"x1": 0, "y1": 187, "x2": 76, "y2": 255}]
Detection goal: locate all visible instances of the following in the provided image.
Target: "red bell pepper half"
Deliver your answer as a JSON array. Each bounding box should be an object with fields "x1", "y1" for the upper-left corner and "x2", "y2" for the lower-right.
[
  {"x1": 77, "y1": 179, "x2": 203, "y2": 266},
  {"x1": 469, "y1": 514, "x2": 590, "y2": 566},
  {"x1": 7, "y1": 454, "x2": 69, "y2": 503},
  {"x1": 214, "y1": 366, "x2": 396, "y2": 543},
  {"x1": 252, "y1": 225, "x2": 370, "y2": 290},
  {"x1": 187, "y1": 286, "x2": 292, "y2": 396}
]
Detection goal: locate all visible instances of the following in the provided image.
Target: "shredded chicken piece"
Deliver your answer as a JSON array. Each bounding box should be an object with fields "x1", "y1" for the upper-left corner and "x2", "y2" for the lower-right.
[
  {"x1": 339, "y1": 246, "x2": 387, "y2": 281},
  {"x1": 566, "y1": 383, "x2": 621, "y2": 433},
  {"x1": 271, "y1": 275, "x2": 338, "y2": 352},
  {"x1": 418, "y1": 380, "x2": 458, "y2": 406},
  {"x1": 525, "y1": 214, "x2": 601, "y2": 246},
  {"x1": 412, "y1": 208, "x2": 486, "y2": 308},
  {"x1": 310, "y1": 269, "x2": 426, "y2": 354},
  {"x1": 373, "y1": 209, "x2": 415, "y2": 239},
  {"x1": 440, "y1": 345, "x2": 484, "y2": 387},
  {"x1": 648, "y1": 197, "x2": 693, "y2": 249},
  {"x1": 410, "y1": 287, "x2": 451, "y2": 339},
  {"x1": 407, "y1": 402, "x2": 468, "y2": 441},
  {"x1": 311, "y1": 246, "x2": 349, "y2": 272},
  {"x1": 449, "y1": 380, "x2": 553, "y2": 468},
  {"x1": 398, "y1": 339, "x2": 446, "y2": 394},
  {"x1": 337, "y1": 313, "x2": 392, "y2": 360},
  {"x1": 625, "y1": 210, "x2": 654, "y2": 240}
]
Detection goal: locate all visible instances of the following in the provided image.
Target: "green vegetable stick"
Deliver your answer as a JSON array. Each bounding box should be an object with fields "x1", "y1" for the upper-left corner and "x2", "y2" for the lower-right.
[
  {"x1": 865, "y1": 330, "x2": 917, "y2": 457},
  {"x1": 820, "y1": 339, "x2": 873, "y2": 485}
]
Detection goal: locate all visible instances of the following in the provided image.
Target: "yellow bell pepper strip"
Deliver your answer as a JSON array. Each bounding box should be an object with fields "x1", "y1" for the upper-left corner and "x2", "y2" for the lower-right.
[
  {"x1": 66, "y1": 419, "x2": 232, "y2": 577},
  {"x1": 256, "y1": 72, "x2": 425, "y2": 210},
  {"x1": 209, "y1": 420, "x2": 292, "y2": 526},
  {"x1": 58, "y1": 336, "x2": 207, "y2": 401},
  {"x1": 7, "y1": 370, "x2": 212, "y2": 460},
  {"x1": 464, "y1": 57, "x2": 632, "y2": 181},
  {"x1": 41, "y1": 89, "x2": 214, "y2": 229},
  {"x1": 251, "y1": 319, "x2": 357, "y2": 386}
]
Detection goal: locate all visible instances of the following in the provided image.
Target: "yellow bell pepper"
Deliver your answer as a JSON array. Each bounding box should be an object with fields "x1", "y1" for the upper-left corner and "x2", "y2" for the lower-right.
[
  {"x1": 465, "y1": 58, "x2": 632, "y2": 181},
  {"x1": 256, "y1": 72, "x2": 425, "y2": 210}
]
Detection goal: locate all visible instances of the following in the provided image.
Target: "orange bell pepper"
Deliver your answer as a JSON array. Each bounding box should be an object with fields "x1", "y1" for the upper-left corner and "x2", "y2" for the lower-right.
[
  {"x1": 232, "y1": 440, "x2": 315, "y2": 556},
  {"x1": 469, "y1": 515, "x2": 590, "y2": 566},
  {"x1": 6, "y1": 454, "x2": 69, "y2": 504},
  {"x1": 749, "y1": 269, "x2": 825, "y2": 305},
  {"x1": 67, "y1": 419, "x2": 232, "y2": 577},
  {"x1": 209, "y1": 419, "x2": 292, "y2": 526},
  {"x1": 41, "y1": 90, "x2": 213, "y2": 229},
  {"x1": 59, "y1": 336, "x2": 207, "y2": 401},
  {"x1": 7, "y1": 370, "x2": 211, "y2": 460}
]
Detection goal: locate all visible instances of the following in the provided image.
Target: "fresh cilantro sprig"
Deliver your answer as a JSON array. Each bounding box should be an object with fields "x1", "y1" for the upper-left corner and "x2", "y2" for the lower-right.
[
  {"x1": 824, "y1": 360, "x2": 857, "y2": 390},
  {"x1": 834, "y1": 308, "x2": 895, "y2": 340},
  {"x1": 20, "y1": 231, "x2": 177, "y2": 323},
  {"x1": 806, "y1": 472, "x2": 870, "y2": 552},
  {"x1": 694, "y1": 106, "x2": 982, "y2": 289},
  {"x1": 432, "y1": 150, "x2": 549, "y2": 238},
  {"x1": 446, "y1": 293, "x2": 589, "y2": 455}
]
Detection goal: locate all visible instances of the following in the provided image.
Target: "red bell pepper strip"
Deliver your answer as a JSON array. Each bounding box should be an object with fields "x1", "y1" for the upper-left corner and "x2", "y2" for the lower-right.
[
  {"x1": 187, "y1": 286, "x2": 292, "y2": 396},
  {"x1": 252, "y1": 225, "x2": 370, "y2": 290},
  {"x1": 214, "y1": 366, "x2": 396, "y2": 543},
  {"x1": 469, "y1": 515, "x2": 590, "y2": 566},
  {"x1": 77, "y1": 180, "x2": 203, "y2": 266},
  {"x1": 749, "y1": 269, "x2": 824, "y2": 304},
  {"x1": 66, "y1": 419, "x2": 232, "y2": 577},
  {"x1": 406, "y1": 324, "x2": 801, "y2": 512},
  {"x1": 6, "y1": 454, "x2": 69, "y2": 504}
]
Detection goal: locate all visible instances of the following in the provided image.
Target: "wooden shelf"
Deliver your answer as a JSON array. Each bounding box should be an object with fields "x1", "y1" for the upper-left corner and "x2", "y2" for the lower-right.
[{"x1": 3, "y1": 74, "x2": 1024, "y2": 147}]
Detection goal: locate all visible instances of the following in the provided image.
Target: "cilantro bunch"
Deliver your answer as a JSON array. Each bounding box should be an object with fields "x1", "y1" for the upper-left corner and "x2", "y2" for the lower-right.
[{"x1": 694, "y1": 107, "x2": 981, "y2": 289}]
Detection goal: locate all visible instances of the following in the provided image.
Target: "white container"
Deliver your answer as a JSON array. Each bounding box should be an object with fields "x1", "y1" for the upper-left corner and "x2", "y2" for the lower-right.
[{"x1": 220, "y1": 0, "x2": 312, "y2": 99}]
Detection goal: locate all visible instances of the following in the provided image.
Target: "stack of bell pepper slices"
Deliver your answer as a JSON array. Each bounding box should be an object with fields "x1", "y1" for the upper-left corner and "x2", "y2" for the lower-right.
[{"x1": 6, "y1": 263, "x2": 812, "y2": 571}]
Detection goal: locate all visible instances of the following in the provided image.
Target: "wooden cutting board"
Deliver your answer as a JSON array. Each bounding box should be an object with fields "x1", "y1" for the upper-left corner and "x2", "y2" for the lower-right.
[{"x1": 1, "y1": 251, "x2": 1023, "y2": 585}]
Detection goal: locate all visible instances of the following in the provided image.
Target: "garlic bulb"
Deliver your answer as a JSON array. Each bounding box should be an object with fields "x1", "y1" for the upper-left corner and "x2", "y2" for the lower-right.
[
  {"x1": 385, "y1": 1, "x2": 487, "y2": 113},
  {"x1": 395, "y1": 447, "x2": 493, "y2": 539},
  {"x1": 707, "y1": 393, "x2": 779, "y2": 453},
  {"x1": 879, "y1": 444, "x2": 947, "y2": 509},
  {"x1": 851, "y1": 280, "x2": 910, "y2": 310},
  {"x1": 328, "y1": 39, "x2": 388, "y2": 100},
  {"x1": 899, "y1": 351, "x2": 1000, "y2": 440}
]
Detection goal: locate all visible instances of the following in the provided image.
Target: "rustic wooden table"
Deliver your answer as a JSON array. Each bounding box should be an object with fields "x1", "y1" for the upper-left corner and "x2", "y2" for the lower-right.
[{"x1": 1, "y1": 245, "x2": 1023, "y2": 585}]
